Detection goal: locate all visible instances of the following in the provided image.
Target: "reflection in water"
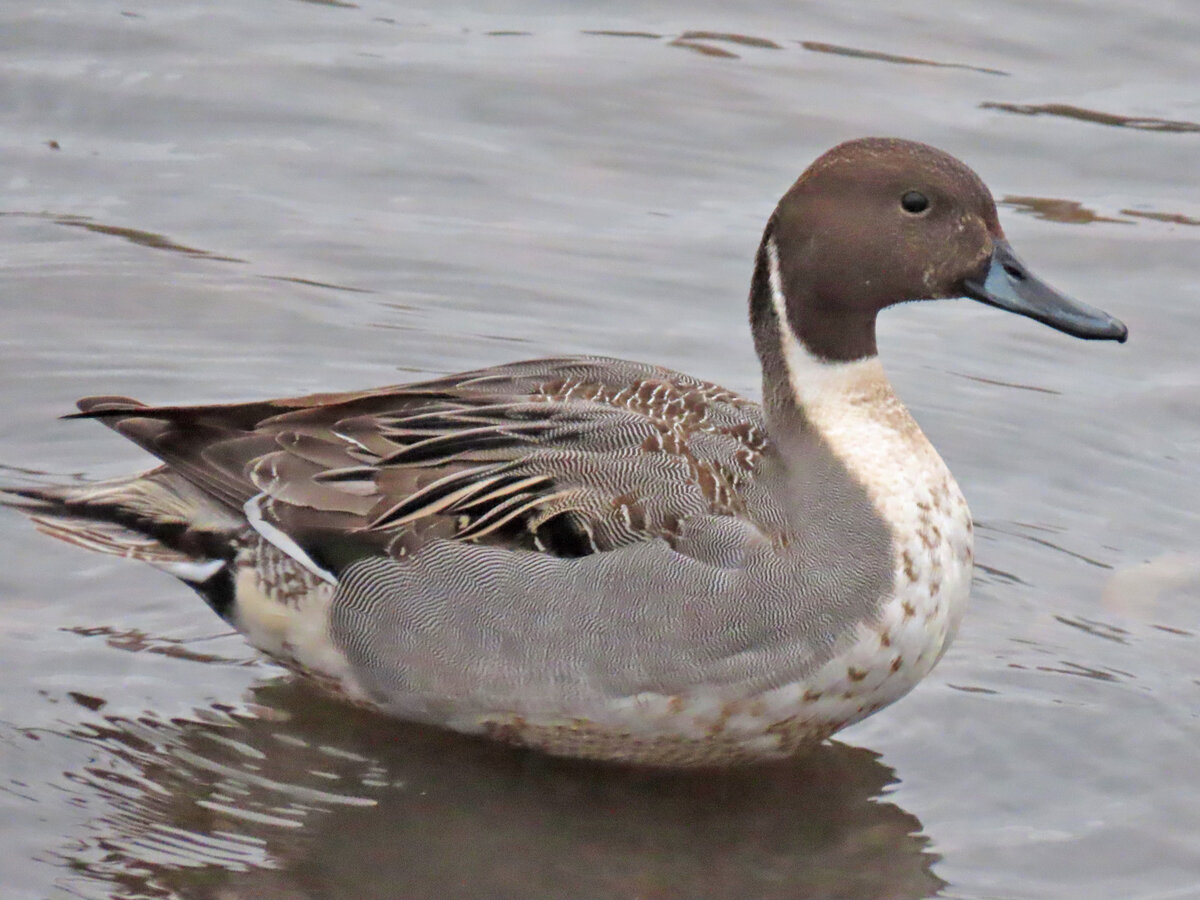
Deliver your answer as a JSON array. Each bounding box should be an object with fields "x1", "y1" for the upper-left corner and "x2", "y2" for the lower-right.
[
  {"x1": 975, "y1": 521, "x2": 1113, "y2": 570},
  {"x1": 54, "y1": 217, "x2": 247, "y2": 263},
  {"x1": 981, "y1": 102, "x2": 1200, "y2": 133},
  {"x1": 668, "y1": 38, "x2": 741, "y2": 60},
  {"x1": 1053, "y1": 615, "x2": 1130, "y2": 645},
  {"x1": 63, "y1": 624, "x2": 255, "y2": 667},
  {"x1": 679, "y1": 31, "x2": 783, "y2": 50},
  {"x1": 501, "y1": 30, "x2": 1007, "y2": 74},
  {"x1": 484, "y1": 27, "x2": 785, "y2": 59},
  {"x1": 0, "y1": 211, "x2": 246, "y2": 263},
  {"x1": 1001, "y1": 196, "x2": 1132, "y2": 226},
  {"x1": 974, "y1": 563, "x2": 1027, "y2": 587},
  {"x1": 1, "y1": 213, "x2": 384, "y2": 297},
  {"x1": 800, "y1": 41, "x2": 1009, "y2": 76},
  {"x1": 1034, "y1": 661, "x2": 1123, "y2": 683},
  {"x1": 1119, "y1": 209, "x2": 1200, "y2": 227},
  {"x1": 0, "y1": 212, "x2": 246, "y2": 262},
  {"x1": 51, "y1": 683, "x2": 943, "y2": 900},
  {"x1": 291, "y1": 0, "x2": 358, "y2": 9},
  {"x1": 946, "y1": 371, "x2": 1062, "y2": 395},
  {"x1": 945, "y1": 683, "x2": 999, "y2": 696},
  {"x1": 259, "y1": 275, "x2": 376, "y2": 295},
  {"x1": 581, "y1": 30, "x2": 665, "y2": 40}
]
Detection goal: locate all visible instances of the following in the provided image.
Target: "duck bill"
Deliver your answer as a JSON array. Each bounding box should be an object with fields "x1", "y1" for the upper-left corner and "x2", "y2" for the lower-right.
[{"x1": 963, "y1": 240, "x2": 1128, "y2": 342}]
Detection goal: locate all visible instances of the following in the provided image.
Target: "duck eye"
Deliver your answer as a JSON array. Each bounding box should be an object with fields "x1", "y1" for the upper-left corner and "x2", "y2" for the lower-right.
[{"x1": 901, "y1": 190, "x2": 930, "y2": 214}]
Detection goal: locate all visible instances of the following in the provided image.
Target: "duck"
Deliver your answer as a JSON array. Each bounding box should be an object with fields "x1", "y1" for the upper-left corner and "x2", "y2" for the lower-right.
[{"x1": 3, "y1": 138, "x2": 1127, "y2": 767}]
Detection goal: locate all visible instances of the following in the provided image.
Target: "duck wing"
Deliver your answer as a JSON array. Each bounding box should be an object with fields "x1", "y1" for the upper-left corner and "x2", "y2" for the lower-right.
[{"x1": 73, "y1": 356, "x2": 776, "y2": 574}]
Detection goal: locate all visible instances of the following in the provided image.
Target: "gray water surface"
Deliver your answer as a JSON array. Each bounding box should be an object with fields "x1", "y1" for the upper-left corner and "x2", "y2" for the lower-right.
[{"x1": 2, "y1": 2, "x2": 1198, "y2": 898}]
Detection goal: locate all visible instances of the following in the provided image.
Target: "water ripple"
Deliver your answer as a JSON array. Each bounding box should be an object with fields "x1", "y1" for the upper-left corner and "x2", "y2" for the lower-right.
[{"x1": 982, "y1": 102, "x2": 1200, "y2": 133}]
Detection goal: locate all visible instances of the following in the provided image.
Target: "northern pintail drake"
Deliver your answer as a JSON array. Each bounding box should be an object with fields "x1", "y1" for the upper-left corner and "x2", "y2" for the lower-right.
[{"x1": 5, "y1": 139, "x2": 1126, "y2": 766}]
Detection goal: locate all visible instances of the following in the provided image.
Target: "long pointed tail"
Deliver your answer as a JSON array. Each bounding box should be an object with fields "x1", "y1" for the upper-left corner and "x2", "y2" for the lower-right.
[{"x1": 2, "y1": 469, "x2": 244, "y2": 614}]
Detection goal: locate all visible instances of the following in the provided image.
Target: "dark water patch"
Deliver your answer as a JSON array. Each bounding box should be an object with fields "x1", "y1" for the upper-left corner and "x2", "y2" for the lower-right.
[
  {"x1": 1021, "y1": 535, "x2": 1113, "y2": 569},
  {"x1": 948, "y1": 370, "x2": 1062, "y2": 395},
  {"x1": 292, "y1": 0, "x2": 359, "y2": 8},
  {"x1": 486, "y1": 30, "x2": 532, "y2": 37},
  {"x1": 1001, "y1": 196, "x2": 1133, "y2": 226},
  {"x1": 0, "y1": 212, "x2": 247, "y2": 262},
  {"x1": 1036, "y1": 661, "x2": 1123, "y2": 683},
  {"x1": 669, "y1": 38, "x2": 740, "y2": 59},
  {"x1": 581, "y1": 30, "x2": 664, "y2": 40},
  {"x1": 1119, "y1": 208, "x2": 1200, "y2": 227},
  {"x1": 1152, "y1": 623, "x2": 1194, "y2": 637},
  {"x1": 800, "y1": 40, "x2": 1009, "y2": 76},
  {"x1": 1054, "y1": 615, "x2": 1130, "y2": 645},
  {"x1": 975, "y1": 563, "x2": 1028, "y2": 586},
  {"x1": 975, "y1": 522, "x2": 1113, "y2": 570},
  {"x1": 680, "y1": 31, "x2": 782, "y2": 50},
  {"x1": 479, "y1": 332, "x2": 537, "y2": 346},
  {"x1": 58, "y1": 221, "x2": 247, "y2": 263},
  {"x1": 947, "y1": 684, "x2": 1000, "y2": 695},
  {"x1": 64, "y1": 625, "x2": 256, "y2": 667},
  {"x1": 1008, "y1": 637, "x2": 1051, "y2": 651},
  {"x1": 260, "y1": 275, "x2": 377, "y2": 294},
  {"x1": 1008, "y1": 521, "x2": 1065, "y2": 535},
  {"x1": 67, "y1": 692, "x2": 108, "y2": 712},
  {"x1": 981, "y1": 102, "x2": 1200, "y2": 133}
]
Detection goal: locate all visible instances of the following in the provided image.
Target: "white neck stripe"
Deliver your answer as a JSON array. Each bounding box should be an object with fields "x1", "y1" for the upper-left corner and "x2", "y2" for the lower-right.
[{"x1": 765, "y1": 237, "x2": 880, "y2": 406}]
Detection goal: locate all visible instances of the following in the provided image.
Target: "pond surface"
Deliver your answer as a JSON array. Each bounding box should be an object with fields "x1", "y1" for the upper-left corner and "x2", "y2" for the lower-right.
[{"x1": 1, "y1": 1, "x2": 1198, "y2": 898}]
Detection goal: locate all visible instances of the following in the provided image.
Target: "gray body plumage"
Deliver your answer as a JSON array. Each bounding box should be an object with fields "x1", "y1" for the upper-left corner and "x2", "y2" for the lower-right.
[{"x1": 7, "y1": 355, "x2": 892, "y2": 761}]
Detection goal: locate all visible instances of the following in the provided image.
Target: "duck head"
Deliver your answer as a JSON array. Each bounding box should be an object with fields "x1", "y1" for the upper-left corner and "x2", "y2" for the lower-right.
[{"x1": 750, "y1": 137, "x2": 1128, "y2": 368}]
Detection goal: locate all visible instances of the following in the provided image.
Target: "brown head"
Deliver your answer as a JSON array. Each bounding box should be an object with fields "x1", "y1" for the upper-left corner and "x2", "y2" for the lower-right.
[{"x1": 749, "y1": 137, "x2": 1127, "y2": 369}]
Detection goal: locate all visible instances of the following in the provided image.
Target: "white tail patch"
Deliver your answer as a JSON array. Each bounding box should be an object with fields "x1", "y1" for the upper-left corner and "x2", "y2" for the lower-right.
[{"x1": 152, "y1": 558, "x2": 226, "y2": 583}]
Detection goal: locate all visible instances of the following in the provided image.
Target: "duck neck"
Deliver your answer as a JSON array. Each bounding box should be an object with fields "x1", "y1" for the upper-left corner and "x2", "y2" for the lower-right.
[{"x1": 748, "y1": 231, "x2": 890, "y2": 441}]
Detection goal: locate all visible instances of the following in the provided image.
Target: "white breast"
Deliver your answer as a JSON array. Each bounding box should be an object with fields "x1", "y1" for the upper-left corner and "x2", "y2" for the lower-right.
[
  {"x1": 760, "y1": 237, "x2": 974, "y2": 732},
  {"x1": 767, "y1": 355, "x2": 974, "y2": 729}
]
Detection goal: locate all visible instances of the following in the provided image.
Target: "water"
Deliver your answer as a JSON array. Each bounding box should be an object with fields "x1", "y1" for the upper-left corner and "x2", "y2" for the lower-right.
[{"x1": 1, "y1": 1, "x2": 1198, "y2": 897}]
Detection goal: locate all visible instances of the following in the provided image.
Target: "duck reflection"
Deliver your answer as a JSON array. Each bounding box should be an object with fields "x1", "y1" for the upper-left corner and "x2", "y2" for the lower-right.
[{"x1": 57, "y1": 681, "x2": 944, "y2": 900}]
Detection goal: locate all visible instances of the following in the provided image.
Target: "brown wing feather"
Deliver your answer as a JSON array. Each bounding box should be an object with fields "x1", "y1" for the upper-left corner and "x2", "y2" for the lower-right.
[{"x1": 72, "y1": 356, "x2": 773, "y2": 570}]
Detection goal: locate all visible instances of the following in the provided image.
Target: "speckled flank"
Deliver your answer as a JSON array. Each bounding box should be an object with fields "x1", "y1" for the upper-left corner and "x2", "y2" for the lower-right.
[
  {"x1": 474, "y1": 715, "x2": 841, "y2": 767},
  {"x1": 451, "y1": 693, "x2": 846, "y2": 767}
]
